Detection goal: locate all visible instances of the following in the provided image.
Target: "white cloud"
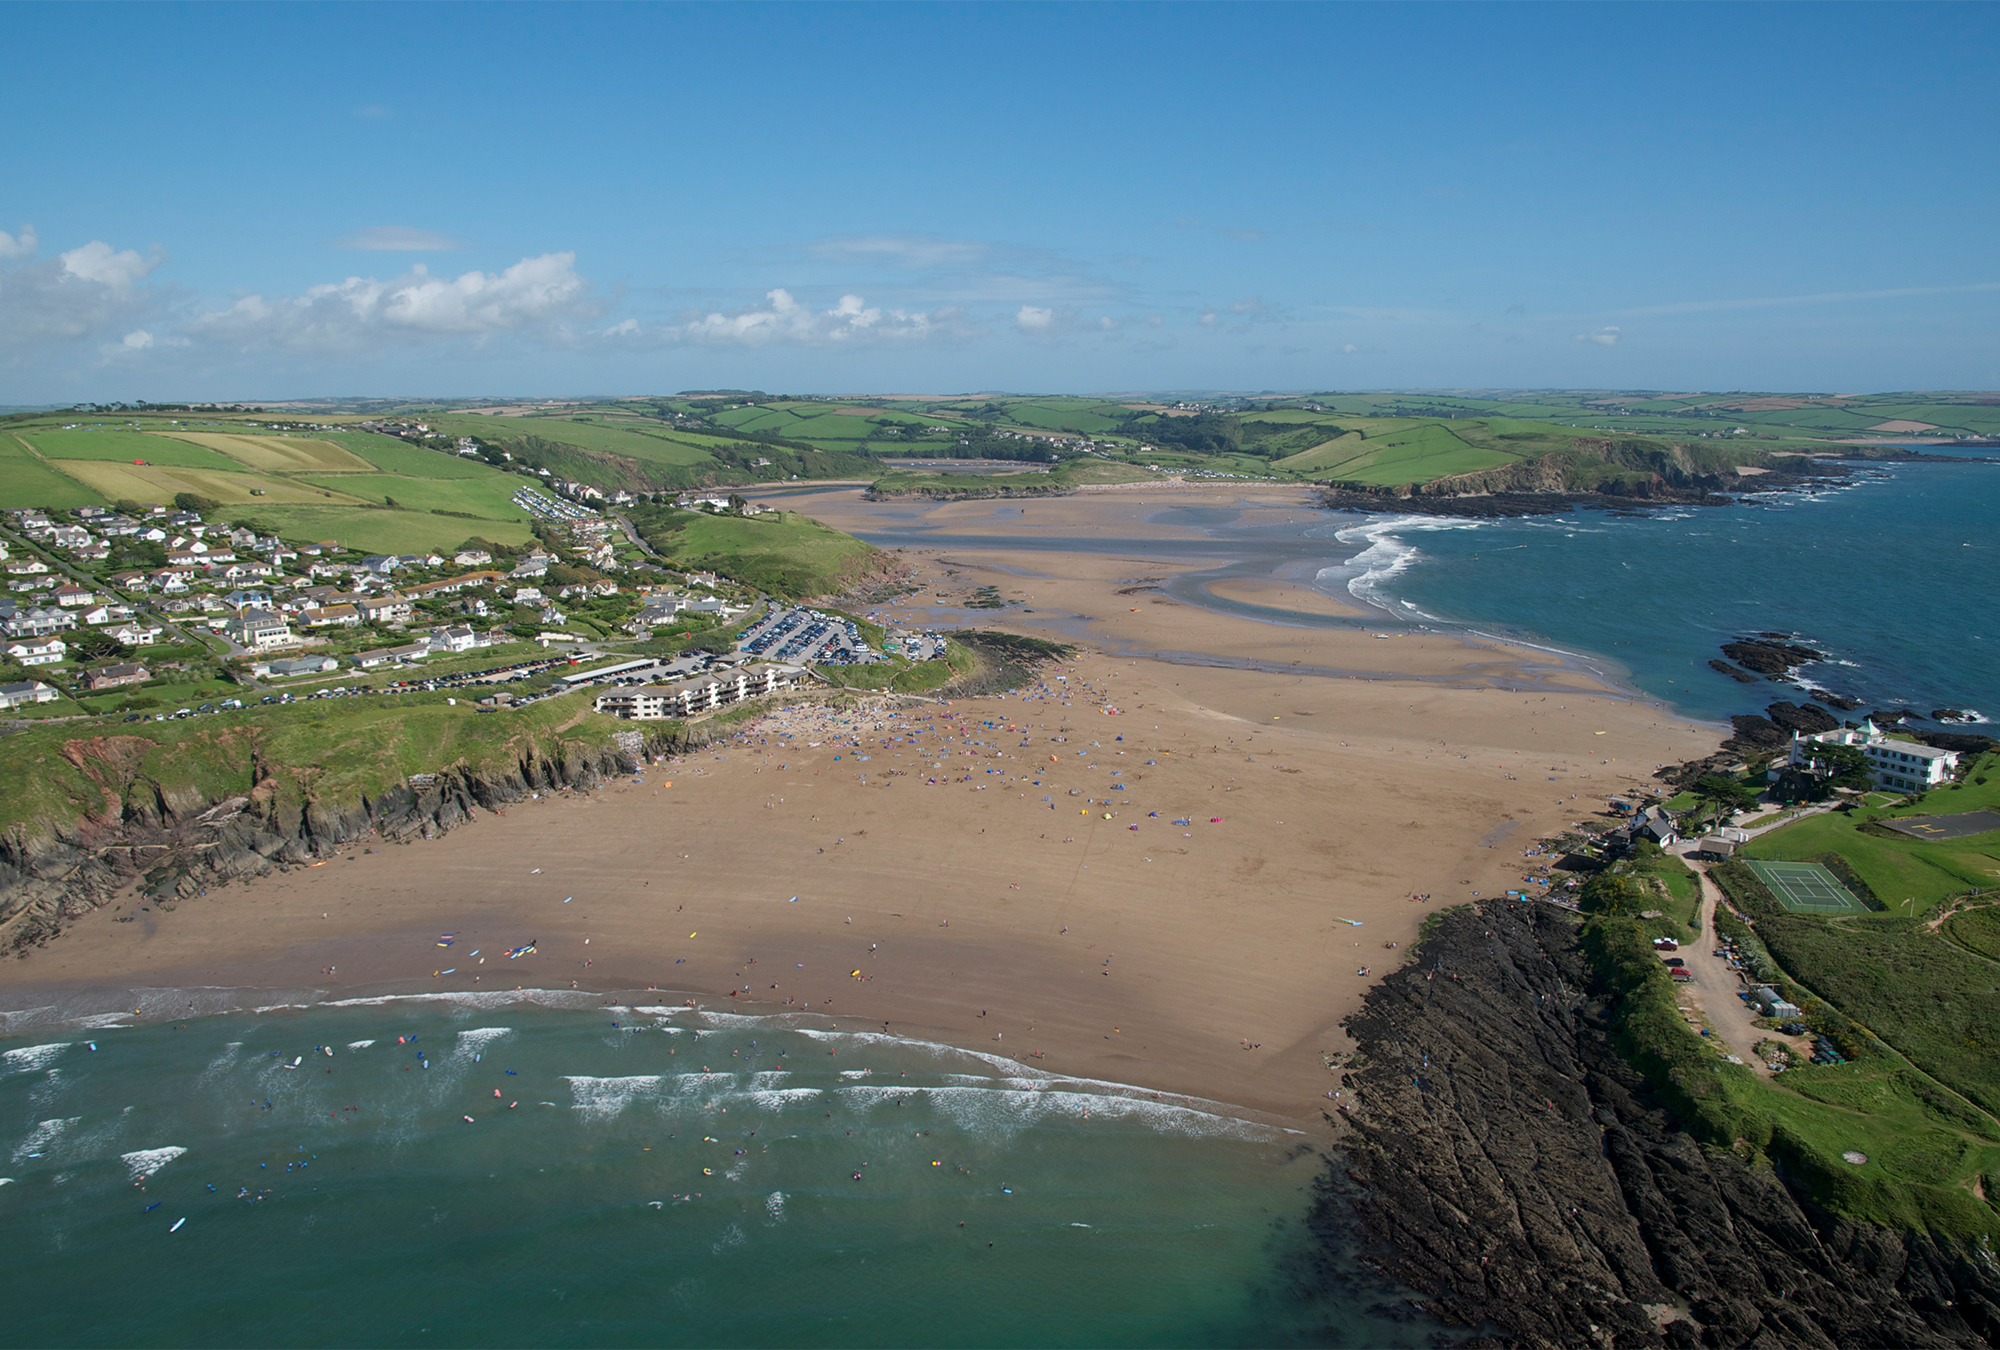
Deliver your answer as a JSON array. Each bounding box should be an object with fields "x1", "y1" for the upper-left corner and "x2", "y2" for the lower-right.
[
  {"x1": 661, "y1": 288, "x2": 964, "y2": 347},
  {"x1": 60, "y1": 240, "x2": 164, "y2": 288},
  {"x1": 1016, "y1": 305, "x2": 1054, "y2": 332},
  {"x1": 1575, "y1": 326, "x2": 1621, "y2": 347},
  {"x1": 187, "y1": 252, "x2": 598, "y2": 353},
  {"x1": 333, "y1": 226, "x2": 461, "y2": 251},
  {"x1": 0, "y1": 224, "x2": 36, "y2": 260},
  {"x1": 0, "y1": 236, "x2": 171, "y2": 352},
  {"x1": 122, "y1": 330, "x2": 153, "y2": 349}
]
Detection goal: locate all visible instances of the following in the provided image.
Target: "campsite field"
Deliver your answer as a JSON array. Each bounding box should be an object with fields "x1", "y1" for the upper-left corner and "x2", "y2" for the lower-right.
[
  {"x1": 18, "y1": 428, "x2": 242, "y2": 469},
  {"x1": 295, "y1": 472, "x2": 529, "y2": 519},
  {"x1": 237, "y1": 503, "x2": 536, "y2": 553},
  {"x1": 152, "y1": 432, "x2": 377, "y2": 474}
]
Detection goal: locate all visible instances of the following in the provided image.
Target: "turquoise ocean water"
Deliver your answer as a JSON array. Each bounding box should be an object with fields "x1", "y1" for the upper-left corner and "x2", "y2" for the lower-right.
[
  {"x1": 1330, "y1": 452, "x2": 1999, "y2": 723},
  {"x1": 0, "y1": 998, "x2": 1419, "y2": 1348}
]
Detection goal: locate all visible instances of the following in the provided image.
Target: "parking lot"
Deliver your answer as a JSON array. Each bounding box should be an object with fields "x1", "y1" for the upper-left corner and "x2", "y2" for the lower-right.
[{"x1": 738, "y1": 606, "x2": 879, "y2": 665}]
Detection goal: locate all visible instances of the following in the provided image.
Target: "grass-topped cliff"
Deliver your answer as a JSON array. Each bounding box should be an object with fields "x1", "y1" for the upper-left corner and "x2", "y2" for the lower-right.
[{"x1": 0, "y1": 689, "x2": 622, "y2": 844}]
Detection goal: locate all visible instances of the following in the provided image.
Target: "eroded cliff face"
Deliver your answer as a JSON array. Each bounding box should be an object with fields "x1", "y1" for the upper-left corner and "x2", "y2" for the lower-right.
[
  {"x1": 0, "y1": 722, "x2": 722, "y2": 953},
  {"x1": 1325, "y1": 902, "x2": 2000, "y2": 1349}
]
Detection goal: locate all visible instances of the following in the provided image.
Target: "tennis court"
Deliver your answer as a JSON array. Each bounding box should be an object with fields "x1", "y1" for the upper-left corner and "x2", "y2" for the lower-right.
[{"x1": 1746, "y1": 860, "x2": 1868, "y2": 914}]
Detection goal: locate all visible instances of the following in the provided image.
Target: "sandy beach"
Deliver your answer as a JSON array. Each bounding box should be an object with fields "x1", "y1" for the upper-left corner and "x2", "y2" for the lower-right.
[{"x1": 7, "y1": 484, "x2": 1720, "y2": 1124}]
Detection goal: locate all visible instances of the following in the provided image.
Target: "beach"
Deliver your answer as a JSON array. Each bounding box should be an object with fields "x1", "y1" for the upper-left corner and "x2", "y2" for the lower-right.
[{"x1": 6, "y1": 483, "x2": 1720, "y2": 1123}]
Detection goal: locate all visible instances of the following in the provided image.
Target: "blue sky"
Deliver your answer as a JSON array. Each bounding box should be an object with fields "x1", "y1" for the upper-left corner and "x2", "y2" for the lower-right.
[{"x1": 3, "y1": 1, "x2": 1996, "y2": 402}]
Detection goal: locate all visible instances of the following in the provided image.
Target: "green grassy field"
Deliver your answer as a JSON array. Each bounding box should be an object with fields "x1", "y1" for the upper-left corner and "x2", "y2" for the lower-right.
[
  {"x1": 1288, "y1": 420, "x2": 1530, "y2": 484},
  {"x1": 627, "y1": 506, "x2": 881, "y2": 598},
  {"x1": 0, "y1": 436, "x2": 106, "y2": 509},
  {"x1": 236, "y1": 504, "x2": 536, "y2": 552},
  {"x1": 321, "y1": 432, "x2": 509, "y2": 479},
  {"x1": 434, "y1": 414, "x2": 719, "y2": 467},
  {"x1": 296, "y1": 473, "x2": 530, "y2": 520},
  {"x1": 1588, "y1": 913, "x2": 2000, "y2": 1236}
]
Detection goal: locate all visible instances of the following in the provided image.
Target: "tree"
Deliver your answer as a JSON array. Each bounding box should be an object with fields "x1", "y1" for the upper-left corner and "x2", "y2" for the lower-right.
[
  {"x1": 1694, "y1": 773, "x2": 1759, "y2": 818},
  {"x1": 173, "y1": 492, "x2": 219, "y2": 513},
  {"x1": 1820, "y1": 743, "x2": 1874, "y2": 791},
  {"x1": 728, "y1": 493, "x2": 748, "y2": 512},
  {"x1": 71, "y1": 631, "x2": 132, "y2": 663},
  {"x1": 1580, "y1": 873, "x2": 1648, "y2": 917}
]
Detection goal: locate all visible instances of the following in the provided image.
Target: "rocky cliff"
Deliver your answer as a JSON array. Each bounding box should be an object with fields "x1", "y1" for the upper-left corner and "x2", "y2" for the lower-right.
[
  {"x1": 0, "y1": 719, "x2": 726, "y2": 954},
  {"x1": 1323, "y1": 900, "x2": 2000, "y2": 1348}
]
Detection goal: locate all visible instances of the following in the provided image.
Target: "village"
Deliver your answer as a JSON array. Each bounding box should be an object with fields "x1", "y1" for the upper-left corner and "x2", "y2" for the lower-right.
[{"x1": 0, "y1": 494, "x2": 940, "y2": 722}]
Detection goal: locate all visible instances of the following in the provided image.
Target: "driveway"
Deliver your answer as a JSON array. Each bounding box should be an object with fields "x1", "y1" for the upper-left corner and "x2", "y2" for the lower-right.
[{"x1": 1672, "y1": 866, "x2": 1778, "y2": 1074}]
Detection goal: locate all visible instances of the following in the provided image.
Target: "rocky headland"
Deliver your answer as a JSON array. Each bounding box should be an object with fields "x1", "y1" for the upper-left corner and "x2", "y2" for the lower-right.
[{"x1": 1322, "y1": 900, "x2": 2000, "y2": 1348}]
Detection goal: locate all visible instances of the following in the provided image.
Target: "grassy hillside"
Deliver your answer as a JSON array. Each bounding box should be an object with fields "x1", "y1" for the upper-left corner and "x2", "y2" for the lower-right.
[
  {"x1": 624, "y1": 505, "x2": 885, "y2": 598},
  {"x1": 0, "y1": 412, "x2": 535, "y2": 549},
  {"x1": 0, "y1": 690, "x2": 623, "y2": 839}
]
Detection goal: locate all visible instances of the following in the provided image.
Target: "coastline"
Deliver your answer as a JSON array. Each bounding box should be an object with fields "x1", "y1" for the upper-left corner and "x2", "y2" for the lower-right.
[{"x1": 2, "y1": 482, "x2": 1723, "y2": 1127}]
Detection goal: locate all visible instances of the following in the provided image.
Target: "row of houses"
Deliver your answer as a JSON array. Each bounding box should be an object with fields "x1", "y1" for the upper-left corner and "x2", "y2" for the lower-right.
[{"x1": 592, "y1": 662, "x2": 805, "y2": 721}]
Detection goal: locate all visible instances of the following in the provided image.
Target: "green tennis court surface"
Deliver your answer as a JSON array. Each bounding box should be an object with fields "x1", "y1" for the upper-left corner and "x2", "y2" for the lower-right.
[{"x1": 1747, "y1": 860, "x2": 1868, "y2": 914}]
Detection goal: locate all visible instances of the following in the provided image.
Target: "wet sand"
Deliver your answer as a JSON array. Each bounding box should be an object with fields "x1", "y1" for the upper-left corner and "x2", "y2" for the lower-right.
[{"x1": 8, "y1": 484, "x2": 1720, "y2": 1124}]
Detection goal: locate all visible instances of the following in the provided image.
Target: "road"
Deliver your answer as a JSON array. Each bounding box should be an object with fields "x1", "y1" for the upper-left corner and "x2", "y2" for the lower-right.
[
  {"x1": 1664, "y1": 803, "x2": 1838, "y2": 1074},
  {"x1": 1673, "y1": 867, "x2": 1778, "y2": 1074}
]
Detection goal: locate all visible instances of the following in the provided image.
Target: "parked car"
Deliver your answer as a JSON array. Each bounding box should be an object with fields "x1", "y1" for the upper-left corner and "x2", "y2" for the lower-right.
[{"x1": 1662, "y1": 958, "x2": 1685, "y2": 968}]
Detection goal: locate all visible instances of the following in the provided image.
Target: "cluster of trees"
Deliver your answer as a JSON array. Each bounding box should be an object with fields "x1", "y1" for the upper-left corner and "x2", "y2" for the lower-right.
[{"x1": 1119, "y1": 410, "x2": 1240, "y2": 454}]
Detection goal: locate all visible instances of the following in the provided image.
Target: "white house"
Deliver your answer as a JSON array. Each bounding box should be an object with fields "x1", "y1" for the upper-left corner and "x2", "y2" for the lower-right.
[
  {"x1": 233, "y1": 609, "x2": 294, "y2": 649},
  {"x1": 0, "y1": 679, "x2": 58, "y2": 708},
  {"x1": 7, "y1": 637, "x2": 66, "y2": 666},
  {"x1": 1787, "y1": 722, "x2": 1962, "y2": 793}
]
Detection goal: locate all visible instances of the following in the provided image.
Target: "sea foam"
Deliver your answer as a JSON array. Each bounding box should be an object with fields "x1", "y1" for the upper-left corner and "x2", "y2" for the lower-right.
[
  {"x1": 120, "y1": 1147, "x2": 186, "y2": 1181},
  {"x1": 2, "y1": 1044, "x2": 70, "y2": 1075}
]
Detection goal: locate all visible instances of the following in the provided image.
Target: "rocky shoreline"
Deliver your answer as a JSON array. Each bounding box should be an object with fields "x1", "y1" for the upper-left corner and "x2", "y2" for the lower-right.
[
  {"x1": 0, "y1": 721, "x2": 729, "y2": 954},
  {"x1": 1320, "y1": 900, "x2": 2000, "y2": 1348}
]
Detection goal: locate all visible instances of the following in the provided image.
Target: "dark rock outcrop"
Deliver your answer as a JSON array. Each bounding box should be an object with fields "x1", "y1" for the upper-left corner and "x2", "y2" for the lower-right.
[
  {"x1": 1706, "y1": 660, "x2": 1761, "y2": 685},
  {"x1": 1323, "y1": 900, "x2": 2000, "y2": 1348},
  {"x1": 1811, "y1": 690, "x2": 1863, "y2": 712},
  {"x1": 1726, "y1": 714, "x2": 1787, "y2": 752},
  {"x1": 0, "y1": 722, "x2": 736, "y2": 953},
  {"x1": 1765, "y1": 701, "x2": 1839, "y2": 736},
  {"x1": 1916, "y1": 730, "x2": 2000, "y2": 756},
  {"x1": 1720, "y1": 639, "x2": 1821, "y2": 677}
]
